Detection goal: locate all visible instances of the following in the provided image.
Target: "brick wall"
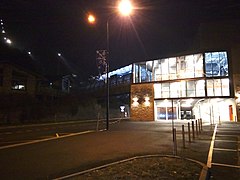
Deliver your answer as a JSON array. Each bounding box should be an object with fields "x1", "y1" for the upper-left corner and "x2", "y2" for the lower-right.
[{"x1": 130, "y1": 83, "x2": 154, "y2": 121}]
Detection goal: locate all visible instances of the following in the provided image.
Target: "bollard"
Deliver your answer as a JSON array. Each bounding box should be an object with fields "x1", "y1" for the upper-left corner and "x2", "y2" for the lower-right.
[
  {"x1": 192, "y1": 120, "x2": 195, "y2": 140},
  {"x1": 196, "y1": 119, "x2": 198, "y2": 136},
  {"x1": 182, "y1": 125, "x2": 185, "y2": 148},
  {"x1": 219, "y1": 116, "x2": 221, "y2": 125},
  {"x1": 198, "y1": 119, "x2": 201, "y2": 133},
  {"x1": 96, "y1": 113, "x2": 100, "y2": 131},
  {"x1": 200, "y1": 118, "x2": 203, "y2": 131},
  {"x1": 188, "y1": 122, "x2": 191, "y2": 142},
  {"x1": 173, "y1": 128, "x2": 177, "y2": 156}
]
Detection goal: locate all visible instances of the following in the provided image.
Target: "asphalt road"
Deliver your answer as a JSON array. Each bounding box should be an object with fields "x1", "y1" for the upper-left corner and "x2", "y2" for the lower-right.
[
  {"x1": 0, "y1": 120, "x2": 177, "y2": 179},
  {"x1": 0, "y1": 120, "x2": 102, "y2": 147},
  {"x1": 0, "y1": 120, "x2": 239, "y2": 179}
]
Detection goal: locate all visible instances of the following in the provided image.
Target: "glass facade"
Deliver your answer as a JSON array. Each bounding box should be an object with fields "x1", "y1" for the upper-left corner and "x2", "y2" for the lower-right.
[
  {"x1": 133, "y1": 53, "x2": 204, "y2": 83},
  {"x1": 131, "y1": 51, "x2": 235, "y2": 122},
  {"x1": 134, "y1": 51, "x2": 230, "y2": 98}
]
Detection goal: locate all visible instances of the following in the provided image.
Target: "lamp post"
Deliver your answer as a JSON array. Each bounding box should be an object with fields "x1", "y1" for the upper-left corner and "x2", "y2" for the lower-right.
[{"x1": 88, "y1": 0, "x2": 133, "y2": 130}]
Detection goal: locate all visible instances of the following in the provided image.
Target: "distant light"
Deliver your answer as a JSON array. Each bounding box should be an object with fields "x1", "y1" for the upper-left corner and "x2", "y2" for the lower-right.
[
  {"x1": 120, "y1": 106, "x2": 125, "y2": 112},
  {"x1": 3, "y1": 37, "x2": 7, "y2": 40},
  {"x1": 118, "y1": 0, "x2": 133, "y2": 16},
  {"x1": 5, "y1": 38, "x2": 12, "y2": 44},
  {"x1": 144, "y1": 96, "x2": 150, "y2": 107},
  {"x1": 2, "y1": 30, "x2": 5, "y2": 33},
  {"x1": 58, "y1": 53, "x2": 61, "y2": 57},
  {"x1": 88, "y1": 14, "x2": 96, "y2": 24},
  {"x1": 1, "y1": 22, "x2": 3, "y2": 25},
  {"x1": 28, "y1": 51, "x2": 31, "y2": 55}
]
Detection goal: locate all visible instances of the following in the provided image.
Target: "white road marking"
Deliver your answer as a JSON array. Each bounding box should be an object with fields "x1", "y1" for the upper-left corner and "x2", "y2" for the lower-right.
[
  {"x1": 214, "y1": 139, "x2": 237, "y2": 143},
  {"x1": 0, "y1": 130, "x2": 94, "y2": 150},
  {"x1": 212, "y1": 162, "x2": 240, "y2": 169},
  {"x1": 213, "y1": 147, "x2": 237, "y2": 152}
]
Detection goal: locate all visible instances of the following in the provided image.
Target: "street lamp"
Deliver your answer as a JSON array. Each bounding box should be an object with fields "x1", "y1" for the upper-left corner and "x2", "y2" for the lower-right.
[
  {"x1": 88, "y1": 14, "x2": 96, "y2": 25},
  {"x1": 118, "y1": 0, "x2": 133, "y2": 16},
  {"x1": 87, "y1": 0, "x2": 133, "y2": 130}
]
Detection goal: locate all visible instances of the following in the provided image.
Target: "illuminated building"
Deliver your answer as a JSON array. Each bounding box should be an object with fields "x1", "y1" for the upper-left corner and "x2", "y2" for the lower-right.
[{"x1": 130, "y1": 51, "x2": 237, "y2": 123}]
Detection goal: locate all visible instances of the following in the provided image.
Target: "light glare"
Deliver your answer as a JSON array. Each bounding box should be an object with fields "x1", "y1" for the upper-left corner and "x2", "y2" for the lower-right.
[
  {"x1": 6, "y1": 38, "x2": 12, "y2": 44},
  {"x1": 118, "y1": 0, "x2": 133, "y2": 16},
  {"x1": 88, "y1": 14, "x2": 96, "y2": 24}
]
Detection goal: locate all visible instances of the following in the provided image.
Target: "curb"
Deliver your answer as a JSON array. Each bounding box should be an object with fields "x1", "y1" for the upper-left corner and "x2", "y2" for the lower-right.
[{"x1": 53, "y1": 154, "x2": 206, "y2": 180}]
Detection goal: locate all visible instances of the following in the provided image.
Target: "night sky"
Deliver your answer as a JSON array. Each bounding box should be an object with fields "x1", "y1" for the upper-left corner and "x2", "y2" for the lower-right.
[{"x1": 0, "y1": 1, "x2": 240, "y2": 80}]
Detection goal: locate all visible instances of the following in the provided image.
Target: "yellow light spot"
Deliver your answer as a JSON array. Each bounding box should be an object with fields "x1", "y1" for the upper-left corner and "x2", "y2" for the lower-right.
[
  {"x1": 88, "y1": 14, "x2": 96, "y2": 24},
  {"x1": 118, "y1": 0, "x2": 133, "y2": 16}
]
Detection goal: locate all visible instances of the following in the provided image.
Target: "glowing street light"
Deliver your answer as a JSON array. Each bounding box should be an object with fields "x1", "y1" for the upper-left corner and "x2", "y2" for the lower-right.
[
  {"x1": 57, "y1": 53, "x2": 61, "y2": 57},
  {"x1": 88, "y1": 14, "x2": 96, "y2": 24},
  {"x1": 87, "y1": 0, "x2": 134, "y2": 130},
  {"x1": 118, "y1": 0, "x2": 133, "y2": 16}
]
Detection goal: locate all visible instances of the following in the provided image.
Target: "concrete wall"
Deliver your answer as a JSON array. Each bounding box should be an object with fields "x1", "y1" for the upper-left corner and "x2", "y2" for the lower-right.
[{"x1": 130, "y1": 83, "x2": 154, "y2": 121}]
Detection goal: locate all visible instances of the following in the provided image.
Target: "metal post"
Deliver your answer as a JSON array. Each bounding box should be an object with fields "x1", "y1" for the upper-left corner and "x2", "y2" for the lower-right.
[
  {"x1": 198, "y1": 119, "x2": 201, "y2": 133},
  {"x1": 182, "y1": 125, "x2": 185, "y2": 148},
  {"x1": 171, "y1": 99, "x2": 174, "y2": 141},
  {"x1": 200, "y1": 118, "x2": 203, "y2": 131},
  {"x1": 106, "y1": 20, "x2": 109, "y2": 130},
  {"x1": 196, "y1": 119, "x2": 198, "y2": 136},
  {"x1": 173, "y1": 128, "x2": 177, "y2": 156},
  {"x1": 192, "y1": 120, "x2": 195, "y2": 140},
  {"x1": 188, "y1": 122, "x2": 191, "y2": 143}
]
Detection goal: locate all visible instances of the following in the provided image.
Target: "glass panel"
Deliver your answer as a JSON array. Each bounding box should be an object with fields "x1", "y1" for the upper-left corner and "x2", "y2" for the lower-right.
[
  {"x1": 154, "y1": 84, "x2": 162, "y2": 98},
  {"x1": 161, "y1": 59, "x2": 169, "y2": 80},
  {"x1": 153, "y1": 60, "x2": 161, "y2": 81},
  {"x1": 187, "y1": 81, "x2": 196, "y2": 97},
  {"x1": 194, "y1": 54, "x2": 204, "y2": 77},
  {"x1": 176, "y1": 56, "x2": 186, "y2": 79},
  {"x1": 180, "y1": 81, "x2": 186, "y2": 97},
  {"x1": 170, "y1": 82, "x2": 180, "y2": 98},
  {"x1": 140, "y1": 64, "x2": 147, "y2": 82},
  {"x1": 157, "y1": 107, "x2": 166, "y2": 119},
  {"x1": 146, "y1": 61, "x2": 153, "y2": 82},
  {"x1": 207, "y1": 80, "x2": 214, "y2": 96},
  {"x1": 185, "y1": 55, "x2": 194, "y2": 78},
  {"x1": 162, "y1": 83, "x2": 170, "y2": 98},
  {"x1": 205, "y1": 52, "x2": 228, "y2": 77},
  {"x1": 219, "y1": 52, "x2": 228, "y2": 76},
  {"x1": 169, "y1": 57, "x2": 177, "y2": 80},
  {"x1": 196, "y1": 80, "x2": 205, "y2": 96},
  {"x1": 134, "y1": 64, "x2": 139, "y2": 83},
  {"x1": 222, "y1": 78, "x2": 230, "y2": 96},
  {"x1": 214, "y1": 79, "x2": 222, "y2": 96}
]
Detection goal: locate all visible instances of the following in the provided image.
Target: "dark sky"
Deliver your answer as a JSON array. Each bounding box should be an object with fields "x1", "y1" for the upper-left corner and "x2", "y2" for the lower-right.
[{"x1": 0, "y1": 0, "x2": 240, "y2": 80}]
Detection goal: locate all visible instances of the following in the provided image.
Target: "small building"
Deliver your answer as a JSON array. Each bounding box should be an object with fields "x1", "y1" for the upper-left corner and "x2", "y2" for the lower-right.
[{"x1": 0, "y1": 62, "x2": 42, "y2": 96}]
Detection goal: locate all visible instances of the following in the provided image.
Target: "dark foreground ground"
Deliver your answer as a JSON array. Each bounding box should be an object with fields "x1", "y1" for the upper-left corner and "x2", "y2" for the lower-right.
[{"x1": 71, "y1": 156, "x2": 202, "y2": 180}]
